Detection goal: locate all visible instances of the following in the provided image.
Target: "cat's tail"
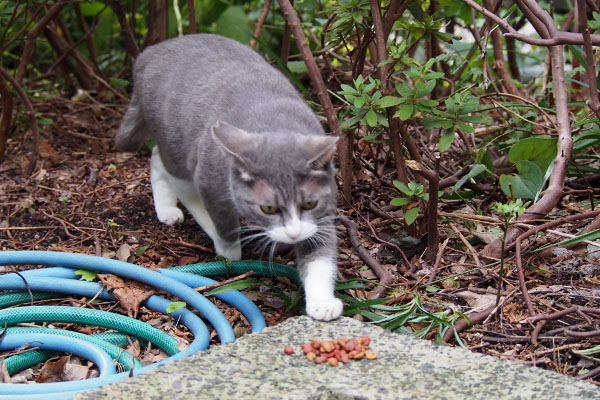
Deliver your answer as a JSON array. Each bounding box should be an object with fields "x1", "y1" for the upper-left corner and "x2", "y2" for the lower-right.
[{"x1": 115, "y1": 93, "x2": 149, "y2": 151}]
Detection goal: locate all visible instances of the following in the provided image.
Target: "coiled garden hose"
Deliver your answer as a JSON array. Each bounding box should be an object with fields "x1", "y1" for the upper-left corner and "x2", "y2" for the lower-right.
[
  {"x1": 3, "y1": 327, "x2": 142, "y2": 374},
  {"x1": 0, "y1": 250, "x2": 302, "y2": 399},
  {"x1": 0, "y1": 333, "x2": 116, "y2": 377}
]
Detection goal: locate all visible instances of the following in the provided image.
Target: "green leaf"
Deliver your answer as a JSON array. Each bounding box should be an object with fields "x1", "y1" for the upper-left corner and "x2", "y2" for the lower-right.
[
  {"x1": 109, "y1": 77, "x2": 130, "y2": 87},
  {"x1": 404, "y1": 207, "x2": 420, "y2": 225},
  {"x1": 393, "y1": 180, "x2": 410, "y2": 194},
  {"x1": 376, "y1": 96, "x2": 404, "y2": 108},
  {"x1": 335, "y1": 281, "x2": 370, "y2": 290},
  {"x1": 204, "y1": 279, "x2": 261, "y2": 295},
  {"x1": 590, "y1": 11, "x2": 600, "y2": 30},
  {"x1": 499, "y1": 160, "x2": 543, "y2": 199},
  {"x1": 37, "y1": 118, "x2": 53, "y2": 126},
  {"x1": 390, "y1": 197, "x2": 412, "y2": 206},
  {"x1": 360, "y1": 130, "x2": 384, "y2": 142},
  {"x1": 286, "y1": 61, "x2": 307, "y2": 74},
  {"x1": 343, "y1": 298, "x2": 388, "y2": 314},
  {"x1": 166, "y1": 301, "x2": 187, "y2": 314},
  {"x1": 457, "y1": 120, "x2": 474, "y2": 133},
  {"x1": 340, "y1": 114, "x2": 363, "y2": 130},
  {"x1": 75, "y1": 269, "x2": 97, "y2": 282},
  {"x1": 415, "y1": 80, "x2": 436, "y2": 97},
  {"x1": 339, "y1": 84, "x2": 357, "y2": 95},
  {"x1": 439, "y1": 127, "x2": 455, "y2": 152},
  {"x1": 396, "y1": 103, "x2": 414, "y2": 121},
  {"x1": 535, "y1": 227, "x2": 600, "y2": 252},
  {"x1": 452, "y1": 164, "x2": 487, "y2": 192},
  {"x1": 508, "y1": 136, "x2": 557, "y2": 173},
  {"x1": 366, "y1": 109, "x2": 378, "y2": 127},
  {"x1": 80, "y1": 1, "x2": 106, "y2": 16},
  {"x1": 418, "y1": 99, "x2": 439, "y2": 107},
  {"x1": 422, "y1": 116, "x2": 453, "y2": 129},
  {"x1": 214, "y1": 6, "x2": 252, "y2": 45},
  {"x1": 353, "y1": 97, "x2": 366, "y2": 108},
  {"x1": 135, "y1": 245, "x2": 149, "y2": 257}
]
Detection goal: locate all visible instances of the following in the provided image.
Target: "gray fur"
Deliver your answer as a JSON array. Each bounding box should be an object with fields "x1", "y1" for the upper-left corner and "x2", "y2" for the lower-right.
[{"x1": 116, "y1": 34, "x2": 339, "y2": 302}]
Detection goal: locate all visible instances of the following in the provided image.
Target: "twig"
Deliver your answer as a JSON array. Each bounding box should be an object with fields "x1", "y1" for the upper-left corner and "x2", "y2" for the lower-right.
[
  {"x1": 564, "y1": 329, "x2": 600, "y2": 338},
  {"x1": 194, "y1": 271, "x2": 256, "y2": 292},
  {"x1": 578, "y1": 365, "x2": 600, "y2": 380},
  {"x1": 107, "y1": 0, "x2": 140, "y2": 57},
  {"x1": 338, "y1": 215, "x2": 393, "y2": 299},
  {"x1": 443, "y1": 305, "x2": 495, "y2": 343},
  {"x1": 276, "y1": 0, "x2": 353, "y2": 202},
  {"x1": 525, "y1": 342, "x2": 588, "y2": 358},
  {"x1": 529, "y1": 306, "x2": 600, "y2": 323},
  {"x1": 250, "y1": 0, "x2": 272, "y2": 49},
  {"x1": 460, "y1": 0, "x2": 600, "y2": 45},
  {"x1": 169, "y1": 239, "x2": 215, "y2": 255},
  {"x1": 448, "y1": 222, "x2": 482, "y2": 269},
  {"x1": 3, "y1": 271, "x2": 34, "y2": 305},
  {"x1": 577, "y1": 0, "x2": 600, "y2": 119},
  {"x1": 0, "y1": 65, "x2": 39, "y2": 174},
  {"x1": 428, "y1": 237, "x2": 449, "y2": 284},
  {"x1": 515, "y1": 237, "x2": 535, "y2": 317},
  {"x1": 187, "y1": 0, "x2": 197, "y2": 33},
  {"x1": 0, "y1": 71, "x2": 13, "y2": 160},
  {"x1": 15, "y1": 1, "x2": 67, "y2": 83}
]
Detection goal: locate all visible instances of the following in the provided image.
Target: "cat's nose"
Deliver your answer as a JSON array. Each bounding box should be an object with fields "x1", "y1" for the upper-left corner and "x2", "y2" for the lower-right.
[{"x1": 286, "y1": 226, "x2": 301, "y2": 240}]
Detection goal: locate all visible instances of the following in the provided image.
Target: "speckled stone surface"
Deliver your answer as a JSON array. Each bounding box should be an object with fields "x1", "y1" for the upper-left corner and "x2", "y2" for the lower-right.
[{"x1": 74, "y1": 316, "x2": 600, "y2": 400}]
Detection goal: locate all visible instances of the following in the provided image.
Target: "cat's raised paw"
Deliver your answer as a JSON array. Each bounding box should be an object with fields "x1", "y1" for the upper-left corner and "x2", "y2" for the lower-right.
[
  {"x1": 156, "y1": 206, "x2": 184, "y2": 225},
  {"x1": 306, "y1": 297, "x2": 343, "y2": 322}
]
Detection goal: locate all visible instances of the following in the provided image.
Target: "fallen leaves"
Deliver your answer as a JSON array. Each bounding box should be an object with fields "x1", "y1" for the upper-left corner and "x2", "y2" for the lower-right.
[
  {"x1": 97, "y1": 274, "x2": 156, "y2": 318},
  {"x1": 36, "y1": 356, "x2": 93, "y2": 383}
]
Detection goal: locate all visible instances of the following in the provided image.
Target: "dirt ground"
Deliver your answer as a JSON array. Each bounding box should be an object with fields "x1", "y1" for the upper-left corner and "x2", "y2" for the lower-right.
[{"x1": 1, "y1": 95, "x2": 599, "y2": 384}]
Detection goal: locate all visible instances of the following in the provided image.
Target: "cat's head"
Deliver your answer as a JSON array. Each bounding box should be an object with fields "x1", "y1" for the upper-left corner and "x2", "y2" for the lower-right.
[{"x1": 212, "y1": 121, "x2": 337, "y2": 245}]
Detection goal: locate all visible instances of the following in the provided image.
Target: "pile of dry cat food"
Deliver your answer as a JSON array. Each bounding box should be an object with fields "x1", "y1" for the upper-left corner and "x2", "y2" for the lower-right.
[{"x1": 284, "y1": 335, "x2": 376, "y2": 366}]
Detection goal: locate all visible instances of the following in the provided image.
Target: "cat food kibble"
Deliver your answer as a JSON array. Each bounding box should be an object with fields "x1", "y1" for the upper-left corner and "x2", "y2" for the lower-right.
[{"x1": 284, "y1": 335, "x2": 376, "y2": 366}]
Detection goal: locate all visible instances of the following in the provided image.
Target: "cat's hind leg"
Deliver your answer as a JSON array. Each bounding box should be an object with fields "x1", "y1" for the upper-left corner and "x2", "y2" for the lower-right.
[{"x1": 150, "y1": 147, "x2": 184, "y2": 225}]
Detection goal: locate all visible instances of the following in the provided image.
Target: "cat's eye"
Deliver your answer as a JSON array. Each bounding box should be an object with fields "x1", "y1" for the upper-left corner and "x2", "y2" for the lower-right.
[
  {"x1": 260, "y1": 205, "x2": 280, "y2": 214},
  {"x1": 301, "y1": 201, "x2": 318, "y2": 210}
]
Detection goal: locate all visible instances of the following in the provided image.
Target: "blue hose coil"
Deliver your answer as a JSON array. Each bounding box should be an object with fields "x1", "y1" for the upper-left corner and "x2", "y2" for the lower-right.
[
  {"x1": 0, "y1": 251, "x2": 267, "y2": 399},
  {"x1": 0, "y1": 333, "x2": 116, "y2": 377}
]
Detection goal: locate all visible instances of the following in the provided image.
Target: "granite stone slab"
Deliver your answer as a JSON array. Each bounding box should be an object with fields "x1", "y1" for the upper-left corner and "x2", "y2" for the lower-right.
[{"x1": 74, "y1": 316, "x2": 600, "y2": 400}]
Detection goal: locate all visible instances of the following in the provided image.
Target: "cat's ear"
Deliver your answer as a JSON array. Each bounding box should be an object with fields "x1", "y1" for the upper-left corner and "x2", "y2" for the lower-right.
[
  {"x1": 211, "y1": 121, "x2": 256, "y2": 158},
  {"x1": 212, "y1": 121, "x2": 256, "y2": 181},
  {"x1": 305, "y1": 136, "x2": 339, "y2": 169}
]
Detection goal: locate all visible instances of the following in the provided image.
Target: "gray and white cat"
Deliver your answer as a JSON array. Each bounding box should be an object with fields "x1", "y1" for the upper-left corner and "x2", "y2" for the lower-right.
[{"x1": 116, "y1": 34, "x2": 343, "y2": 321}]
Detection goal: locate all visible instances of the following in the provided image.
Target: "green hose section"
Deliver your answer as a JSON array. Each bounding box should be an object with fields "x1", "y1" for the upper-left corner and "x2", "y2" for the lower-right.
[
  {"x1": 3, "y1": 327, "x2": 142, "y2": 374},
  {"x1": 0, "y1": 306, "x2": 180, "y2": 355},
  {"x1": 91, "y1": 332, "x2": 148, "y2": 348},
  {"x1": 170, "y1": 260, "x2": 302, "y2": 286},
  {"x1": 0, "y1": 291, "x2": 62, "y2": 308}
]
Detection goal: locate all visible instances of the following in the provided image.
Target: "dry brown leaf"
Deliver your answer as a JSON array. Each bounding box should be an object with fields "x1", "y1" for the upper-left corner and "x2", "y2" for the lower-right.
[
  {"x1": 36, "y1": 356, "x2": 69, "y2": 383},
  {"x1": 116, "y1": 243, "x2": 132, "y2": 262},
  {"x1": 0, "y1": 360, "x2": 10, "y2": 383},
  {"x1": 502, "y1": 302, "x2": 526, "y2": 323},
  {"x1": 62, "y1": 362, "x2": 91, "y2": 381},
  {"x1": 98, "y1": 274, "x2": 156, "y2": 317},
  {"x1": 38, "y1": 139, "x2": 60, "y2": 161},
  {"x1": 177, "y1": 255, "x2": 200, "y2": 265},
  {"x1": 456, "y1": 290, "x2": 497, "y2": 311}
]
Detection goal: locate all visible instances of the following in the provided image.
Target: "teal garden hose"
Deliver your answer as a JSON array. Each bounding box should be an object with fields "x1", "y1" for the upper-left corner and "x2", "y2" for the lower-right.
[{"x1": 0, "y1": 251, "x2": 302, "y2": 399}]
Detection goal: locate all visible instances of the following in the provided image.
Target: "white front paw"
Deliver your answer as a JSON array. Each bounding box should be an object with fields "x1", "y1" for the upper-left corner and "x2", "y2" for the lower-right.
[
  {"x1": 306, "y1": 297, "x2": 343, "y2": 321},
  {"x1": 156, "y1": 206, "x2": 184, "y2": 225}
]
